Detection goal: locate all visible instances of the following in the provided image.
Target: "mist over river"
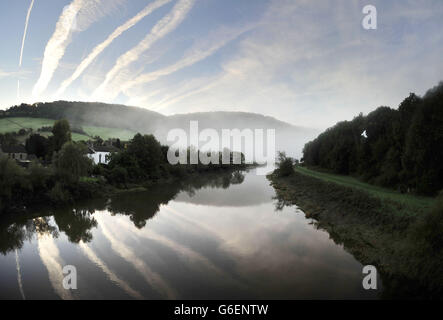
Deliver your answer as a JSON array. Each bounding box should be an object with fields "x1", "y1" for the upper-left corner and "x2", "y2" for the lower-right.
[{"x1": 0, "y1": 169, "x2": 380, "y2": 299}]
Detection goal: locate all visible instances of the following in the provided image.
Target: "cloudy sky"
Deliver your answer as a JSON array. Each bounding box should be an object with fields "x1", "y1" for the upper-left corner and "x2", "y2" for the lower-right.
[{"x1": 0, "y1": 0, "x2": 442, "y2": 129}]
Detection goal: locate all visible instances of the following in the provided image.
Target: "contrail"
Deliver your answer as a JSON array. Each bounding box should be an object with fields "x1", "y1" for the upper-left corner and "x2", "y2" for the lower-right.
[
  {"x1": 55, "y1": 0, "x2": 174, "y2": 97},
  {"x1": 97, "y1": 216, "x2": 177, "y2": 299},
  {"x1": 112, "y1": 25, "x2": 254, "y2": 101},
  {"x1": 15, "y1": 250, "x2": 26, "y2": 300},
  {"x1": 19, "y1": 0, "x2": 35, "y2": 67},
  {"x1": 79, "y1": 241, "x2": 144, "y2": 299},
  {"x1": 115, "y1": 215, "x2": 225, "y2": 277},
  {"x1": 92, "y1": 0, "x2": 196, "y2": 100},
  {"x1": 18, "y1": 0, "x2": 35, "y2": 100},
  {"x1": 32, "y1": 0, "x2": 86, "y2": 97},
  {"x1": 153, "y1": 77, "x2": 220, "y2": 111},
  {"x1": 38, "y1": 234, "x2": 74, "y2": 300}
]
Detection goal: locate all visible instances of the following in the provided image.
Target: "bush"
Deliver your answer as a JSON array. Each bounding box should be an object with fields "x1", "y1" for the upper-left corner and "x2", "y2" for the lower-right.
[
  {"x1": 413, "y1": 191, "x2": 443, "y2": 252},
  {"x1": 28, "y1": 163, "x2": 53, "y2": 190},
  {"x1": 53, "y1": 142, "x2": 93, "y2": 183},
  {"x1": 48, "y1": 182, "x2": 73, "y2": 204},
  {"x1": 0, "y1": 157, "x2": 30, "y2": 213},
  {"x1": 106, "y1": 167, "x2": 128, "y2": 187},
  {"x1": 276, "y1": 152, "x2": 294, "y2": 177}
]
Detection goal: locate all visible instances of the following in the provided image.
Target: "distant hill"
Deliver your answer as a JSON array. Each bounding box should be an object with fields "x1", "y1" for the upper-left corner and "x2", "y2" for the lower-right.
[
  {"x1": 2, "y1": 101, "x2": 319, "y2": 157},
  {"x1": 2, "y1": 101, "x2": 166, "y2": 133},
  {"x1": 165, "y1": 111, "x2": 295, "y2": 130}
]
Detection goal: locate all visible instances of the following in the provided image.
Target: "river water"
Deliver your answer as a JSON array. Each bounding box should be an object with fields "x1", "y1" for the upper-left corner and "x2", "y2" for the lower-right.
[{"x1": 0, "y1": 169, "x2": 381, "y2": 299}]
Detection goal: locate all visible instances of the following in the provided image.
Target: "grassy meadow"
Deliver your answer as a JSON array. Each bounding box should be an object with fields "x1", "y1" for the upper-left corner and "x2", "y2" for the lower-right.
[
  {"x1": 0, "y1": 117, "x2": 137, "y2": 142},
  {"x1": 295, "y1": 166, "x2": 435, "y2": 215},
  {"x1": 83, "y1": 126, "x2": 136, "y2": 141}
]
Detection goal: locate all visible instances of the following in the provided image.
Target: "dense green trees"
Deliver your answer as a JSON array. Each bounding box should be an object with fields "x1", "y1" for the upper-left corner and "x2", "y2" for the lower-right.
[
  {"x1": 0, "y1": 158, "x2": 29, "y2": 212},
  {"x1": 106, "y1": 133, "x2": 246, "y2": 186},
  {"x1": 275, "y1": 152, "x2": 295, "y2": 177},
  {"x1": 0, "y1": 119, "x2": 247, "y2": 214},
  {"x1": 25, "y1": 134, "x2": 50, "y2": 159},
  {"x1": 53, "y1": 142, "x2": 93, "y2": 183},
  {"x1": 109, "y1": 133, "x2": 164, "y2": 181},
  {"x1": 52, "y1": 119, "x2": 72, "y2": 151},
  {"x1": 302, "y1": 82, "x2": 443, "y2": 195}
]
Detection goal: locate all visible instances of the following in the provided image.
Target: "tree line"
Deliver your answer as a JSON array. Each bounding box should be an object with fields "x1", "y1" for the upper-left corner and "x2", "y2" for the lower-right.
[
  {"x1": 0, "y1": 170, "x2": 245, "y2": 255},
  {"x1": 0, "y1": 119, "x2": 246, "y2": 214},
  {"x1": 302, "y1": 82, "x2": 443, "y2": 195}
]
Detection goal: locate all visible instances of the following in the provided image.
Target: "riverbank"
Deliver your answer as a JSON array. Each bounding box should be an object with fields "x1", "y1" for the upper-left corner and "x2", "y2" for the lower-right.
[
  {"x1": 1, "y1": 164, "x2": 251, "y2": 216},
  {"x1": 267, "y1": 167, "x2": 443, "y2": 299}
]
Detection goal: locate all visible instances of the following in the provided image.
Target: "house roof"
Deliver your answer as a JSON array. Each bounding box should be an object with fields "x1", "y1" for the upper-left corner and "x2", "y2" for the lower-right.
[
  {"x1": 93, "y1": 146, "x2": 119, "y2": 153},
  {"x1": 1, "y1": 145, "x2": 27, "y2": 154}
]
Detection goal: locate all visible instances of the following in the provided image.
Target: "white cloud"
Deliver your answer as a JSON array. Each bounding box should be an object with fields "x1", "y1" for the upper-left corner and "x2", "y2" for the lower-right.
[
  {"x1": 19, "y1": 0, "x2": 35, "y2": 67},
  {"x1": 113, "y1": 24, "x2": 257, "y2": 101},
  {"x1": 55, "y1": 0, "x2": 174, "y2": 97},
  {"x1": 0, "y1": 69, "x2": 31, "y2": 79},
  {"x1": 32, "y1": 0, "x2": 123, "y2": 98},
  {"x1": 32, "y1": 0, "x2": 86, "y2": 97},
  {"x1": 92, "y1": 0, "x2": 197, "y2": 100},
  {"x1": 130, "y1": 0, "x2": 443, "y2": 129}
]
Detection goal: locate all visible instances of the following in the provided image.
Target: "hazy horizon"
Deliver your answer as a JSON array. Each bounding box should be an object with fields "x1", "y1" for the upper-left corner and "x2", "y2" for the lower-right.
[{"x1": 1, "y1": 0, "x2": 443, "y2": 130}]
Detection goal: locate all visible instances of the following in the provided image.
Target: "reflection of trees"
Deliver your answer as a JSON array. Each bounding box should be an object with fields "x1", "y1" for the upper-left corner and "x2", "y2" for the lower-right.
[
  {"x1": 181, "y1": 171, "x2": 245, "y2": 195},
  {"x1": 0, "y1": 170, "x2": 248, "y2": 252},
  {"x1": 273, "y1": 195, "x2": 293, "y2": 211},
  {"x1": 53, "y1": 208, "x2": 97, "y2": 243},
  {"x1": 108, "y1": 187, "x2": 179, "y2": 229},
  {"x1": 270, "y1": 181, "x2": 443, "y2": 299},
  {"x1": 0, "y1": 216, "x2": 58, "y2": 255},
  {"x1": 109, "y1": 170, "x2": 246, "y2": 228},
  {"x1": 27, "y1": 217, "x2": 59, "y2": 238},
  {"x1": 231, "y1": 171, "x2": 245, "y2": 185},
  {"x1": 0, "y1": 204, "x2": 99, "y2": 254},
  {"x1": 0, "y1": 222, "x2": 28, "y2": 255}
]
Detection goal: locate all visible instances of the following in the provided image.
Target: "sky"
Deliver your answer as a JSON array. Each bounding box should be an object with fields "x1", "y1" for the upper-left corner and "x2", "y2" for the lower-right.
[{"x1": 0, "y1": 0, "x2": 442, "y2": 129}]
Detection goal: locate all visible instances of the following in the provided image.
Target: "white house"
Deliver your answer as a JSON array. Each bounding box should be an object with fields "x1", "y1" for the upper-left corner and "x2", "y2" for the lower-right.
[
  {"x1": 87, "y1": 146, "x2": 117, "y2": 165},
  {"x1": 0, "y1": 144, "x2": 28, "y2": 161}
]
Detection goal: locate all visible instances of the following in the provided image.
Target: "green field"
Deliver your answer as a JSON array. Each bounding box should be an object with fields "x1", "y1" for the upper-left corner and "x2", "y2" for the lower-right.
[
  {"x1": 0, "y1": 117, "x2": 55, "y2": 133},
  {"x1": 0, "y1": 117, "x2": 136, "y2": 141},
  {"x1": 295, "y1": 166, "x2": 435, "y2": 211},
  {"x1": 83, "y1": 126, "x2": 136, "y2": 141},
  {"x1": 35, "y1": 131, "x2": 91, "y2": 142}
]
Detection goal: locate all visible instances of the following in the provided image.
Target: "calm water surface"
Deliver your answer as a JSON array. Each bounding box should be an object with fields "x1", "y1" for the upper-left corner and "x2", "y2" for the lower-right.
[{"x1": 0, "y1": 169, "x2": 381, "y2": 299}]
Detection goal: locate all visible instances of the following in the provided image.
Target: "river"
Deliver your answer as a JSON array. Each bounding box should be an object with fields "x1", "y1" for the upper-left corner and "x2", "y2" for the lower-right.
[{"x1": 0, "y1": 169, "x2": 381, "y2": 299}]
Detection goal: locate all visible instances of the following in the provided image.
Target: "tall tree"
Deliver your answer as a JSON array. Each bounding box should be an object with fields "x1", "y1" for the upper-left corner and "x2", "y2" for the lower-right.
[
  {"x1": 25, "y1": 134, "x2": 50, "y2": 159},
  {"x1": 53, "y1": 142, "x2": 92, "y2": 183},
  {"x1": 52, "y1": 119, "x2": 72, "y2": 152}
]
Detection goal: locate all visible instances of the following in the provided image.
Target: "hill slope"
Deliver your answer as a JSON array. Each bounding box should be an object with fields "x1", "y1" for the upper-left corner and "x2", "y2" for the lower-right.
[
  {"x1": 2, "y1": 101, "x2": 319, "y2": 157},
  {"x1": 3, "y1": 101, "x2": 166, "y2": 133}
]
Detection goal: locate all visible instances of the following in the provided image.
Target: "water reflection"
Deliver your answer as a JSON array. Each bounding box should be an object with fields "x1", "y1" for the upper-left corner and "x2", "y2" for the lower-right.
[
  {"x1": 15, "y1": 250, "x2": 25, "y2": 300},
  {"x1": 78, "y1": 241, "x2": 143, "y2": 300},
  {"x1": 0, "y1": 169, "x2": 381, "y2": 300},
  {"x1": 37, "y1": 232, "x2": 74, "y2": 300},
  {"x1": 97, "y1": 215, "x2": 176, "y2": 299},
  {"x1": 54, "y1": 209, "x2": 97, "y2": 243},
  {"x1": 0, "y1": 170, "x2": 245, "y2": 253}
]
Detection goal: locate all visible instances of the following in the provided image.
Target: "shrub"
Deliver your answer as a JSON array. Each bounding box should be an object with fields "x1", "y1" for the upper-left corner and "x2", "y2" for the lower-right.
[
  {"x1": 276, "y1": 152, "x2": 294, "y2": 177},
  {"x1": 413, "y1": 191, "x2": 443, "y2": 252},
  {"x1": 48, "y1": 182, "x2": 73, "y2": 204},
  {"x1": 106, "y1": 167, "x2": 129, "y2": 187},
  {"x1": 0, "y1": 157, "x2": 30, "y2": 213},
  {"x1": 53, "y1": 142, "x2": 93, "y2": 183}
]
